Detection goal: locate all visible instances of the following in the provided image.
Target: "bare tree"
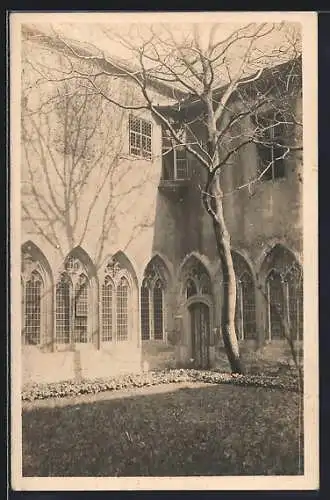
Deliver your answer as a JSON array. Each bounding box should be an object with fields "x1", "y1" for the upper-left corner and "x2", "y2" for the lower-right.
[
  {"x1": 21, "y1": 22, "x2": 302, "y2": 373},
  {"x1": 257, "y1": 259, "x2": 303, "y2": 391},
  {"x1": 21, "y1": 39, "x2": 154, "y2": 267},
  {"x1": 21, "y1": 35, "x2": 155, "y2": 353}
]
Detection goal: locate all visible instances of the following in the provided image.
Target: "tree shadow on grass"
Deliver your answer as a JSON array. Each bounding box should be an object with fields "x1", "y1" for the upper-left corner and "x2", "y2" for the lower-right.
[{"x1": 22, "y1": 384, "x2": 303, "y2": 477}]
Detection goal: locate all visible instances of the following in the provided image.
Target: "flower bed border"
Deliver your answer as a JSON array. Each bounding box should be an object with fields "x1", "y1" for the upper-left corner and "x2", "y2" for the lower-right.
[{"x1": 21, "y1": 368, "x2": 301, "y2": 402}]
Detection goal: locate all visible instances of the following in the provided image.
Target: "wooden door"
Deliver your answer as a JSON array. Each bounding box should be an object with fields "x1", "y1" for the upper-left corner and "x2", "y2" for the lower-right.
[{"x1": 190, "y1": 302, "x2": 210, "y2": 369}]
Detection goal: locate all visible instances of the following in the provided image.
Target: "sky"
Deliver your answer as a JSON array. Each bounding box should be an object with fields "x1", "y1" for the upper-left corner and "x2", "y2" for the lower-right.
[
  {"x1": 23, "y1": 17, "x2": 301, "y2": 92},
  {"x1": 25, "y1": 18, "x2": 301, "y2": 61}
]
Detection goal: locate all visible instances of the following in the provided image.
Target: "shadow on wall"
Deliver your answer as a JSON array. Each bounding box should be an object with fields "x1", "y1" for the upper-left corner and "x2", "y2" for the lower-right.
[
  {"x1": 151, "y1": 188, "x2": 185, "y2": 267},
  {"x1": 150, "y1": 155, "x2": 210, "y2": 266},
  {"x1": 22, "y1": 344, "x2": 142, "y2": 385}
]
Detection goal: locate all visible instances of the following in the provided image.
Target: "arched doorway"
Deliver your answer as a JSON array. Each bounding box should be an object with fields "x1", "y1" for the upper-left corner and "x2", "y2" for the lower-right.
[
  {"x1": 178, "y1": 255, "x2": 214, "y2": 368},
  {"x1": 189, "y1": 302, "x2": 210, "y2": 369}
]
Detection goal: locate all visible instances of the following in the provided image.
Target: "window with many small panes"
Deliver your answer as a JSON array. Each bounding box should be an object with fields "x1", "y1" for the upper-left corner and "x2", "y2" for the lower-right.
[{"x1": 129, "y1": 115, "x2": 152, "y2": 159}]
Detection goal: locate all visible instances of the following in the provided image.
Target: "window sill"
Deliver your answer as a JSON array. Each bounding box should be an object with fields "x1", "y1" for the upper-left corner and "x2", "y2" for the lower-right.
[
  {"x1": 142, "y1": 337, "x2": 166, "y2": 341},
  {"x1": 128, "y1": 152, "x2": 153, "y2": 162}
]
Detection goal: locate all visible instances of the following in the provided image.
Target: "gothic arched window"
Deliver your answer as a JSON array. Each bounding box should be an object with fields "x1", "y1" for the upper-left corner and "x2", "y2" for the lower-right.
[
  {"x1": 24, "y1": 271, "x2": 42, "y2": 345},
  {"x1": 141, "y1": 258, "x2": 168, "y2": 341},
  {"x1": 237, "y1": 272, "x2": 256, "y2": 340},
  {"x1": 55, "y1": 255, "x2": 90, "y2": 344},
  {"x1": 232, "y1": 252, "x2": 256, "y2": 341},
  {"x1": 140, "y1": 280, "x2": 150, "y2": 341},
  {"x1": 284, "y1": 266, "x2": 304, "y2": 341},
  {"x1": 117, "y1": 277, "x2": 129, "y2": 342},
  {"x1": 183, "y1": 259, "x2": 212, "y2": 300},
  {"x1": 56, "y1": 273, "x2": 72, "y2": 344},
  {"x1": 263, "y1": 245, "x2": 303, "y2": 342},
  {"x1": 21, "y1": 244, "x2": 51, "y2": 347},
  {"x1": 101, "y1": 258, "x2": 132, "y2": 342},
  {"x1": 153, "y1": 279, "x2": 164, "y2": 340},
  {"x1": 102, "y1": 276, "x2": 114, "y2": 342},
  {"x1": 266, "y1": 270, "x2": 285, "y2": 340}
]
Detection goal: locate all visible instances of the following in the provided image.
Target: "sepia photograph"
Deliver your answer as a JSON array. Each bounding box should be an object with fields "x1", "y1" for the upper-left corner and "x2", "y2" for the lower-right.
[{"x1": 10, "y1": 11, "x2": 318, "y2": 490}]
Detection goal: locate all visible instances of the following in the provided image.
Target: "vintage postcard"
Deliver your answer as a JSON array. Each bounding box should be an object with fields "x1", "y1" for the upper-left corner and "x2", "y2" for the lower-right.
[{"x1": 10, "y1": 11, "x2": 318, "y2": 491}]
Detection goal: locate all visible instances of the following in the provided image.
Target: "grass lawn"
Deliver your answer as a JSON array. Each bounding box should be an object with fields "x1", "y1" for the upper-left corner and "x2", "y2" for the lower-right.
[{"x1": 22, "y1": 382, "x2": 303, "y2": 477}]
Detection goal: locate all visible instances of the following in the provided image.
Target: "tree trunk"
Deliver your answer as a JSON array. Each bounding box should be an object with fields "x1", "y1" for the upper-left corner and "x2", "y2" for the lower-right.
[{"x1": 206, "y1": 175, "x2": 245, "y2": 374}]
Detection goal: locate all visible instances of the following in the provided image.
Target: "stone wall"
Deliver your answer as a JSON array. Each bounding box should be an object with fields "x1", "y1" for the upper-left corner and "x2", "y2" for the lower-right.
[
  {"x1": 22, "y1": 343, "x2": 142, "y2": 384},
  {"x1": 213, "y1": 341, "x2": 303, "y2": 374},
  {"x1": 20, "y1": 40, "x2": 303, "y2": 384},
  {"x1": 141, "y1": 341, "x2": 177, "y2": 371}
]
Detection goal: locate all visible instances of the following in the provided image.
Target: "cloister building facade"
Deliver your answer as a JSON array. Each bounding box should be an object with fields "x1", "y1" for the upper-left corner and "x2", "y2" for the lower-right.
[{"x1": 20, "y1": 26, "x2": 303, "y2": 383}]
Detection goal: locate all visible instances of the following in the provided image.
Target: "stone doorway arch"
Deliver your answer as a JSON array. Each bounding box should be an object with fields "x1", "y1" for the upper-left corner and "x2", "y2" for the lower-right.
[{"x1": 176, "y1": 255, "x2": 215, "y2": 368}]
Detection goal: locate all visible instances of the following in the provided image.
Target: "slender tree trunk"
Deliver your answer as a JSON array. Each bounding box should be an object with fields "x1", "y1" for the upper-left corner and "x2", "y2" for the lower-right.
[{"x1": 206, "y1": 175, "x2": 245, "y2": 374}]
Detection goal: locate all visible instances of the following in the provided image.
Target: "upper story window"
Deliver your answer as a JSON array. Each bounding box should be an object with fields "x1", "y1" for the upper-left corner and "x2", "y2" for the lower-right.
[
  {"x1": 254, "y1": 112, "x2": 288, "y2": 181},
  {"x1": 161, "y1": 126, "x2": 189, "y2": 181},
  {"x1": 129, "y1": 115, "x2": 152, "y2": 160}
]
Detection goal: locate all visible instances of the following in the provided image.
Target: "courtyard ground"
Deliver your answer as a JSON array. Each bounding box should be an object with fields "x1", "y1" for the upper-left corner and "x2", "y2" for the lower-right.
[{"x1": 22, "y1": 381, "x2": 303, "y2": 476}]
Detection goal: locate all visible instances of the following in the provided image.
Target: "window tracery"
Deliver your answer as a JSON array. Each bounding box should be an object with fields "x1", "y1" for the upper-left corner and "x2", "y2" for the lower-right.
[
  {"x1": 101, "y1": 257, "x2": 132, "y2": 342},
  {"x1": 141, "y1": 259, "x2": 167, "y2": 341}
]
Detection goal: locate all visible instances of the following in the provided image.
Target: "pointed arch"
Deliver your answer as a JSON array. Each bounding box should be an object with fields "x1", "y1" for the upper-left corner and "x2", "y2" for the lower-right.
[
  {"x1": 21, "y1": 241, "x2": 53, "y2": 347},
  {"x1": 149, "y1": 252, "x2": 174, "y2": 286},
  {"x1": 55, "y1": 246, "x2": 98, "y2": 345},
  {"x1": 144, "y1": 254, "x2": 170, "y2": 288},
  {"x1": 99, "y1": 251, "x2": 138, "y2": 343},
  {"x1": 178, "y1": 251, "x2": 213, "y2": 281},
  {"x1": 179, "y1": 254, "x2": 212, "y2": 299},
  {"x1": 257, "y1": 241, "x2": 302, "y2": 277},
  {"x1": 66, "y1": 245, "x2": 97, "y2": 278},
  {"x1": 112, "y1": 250, "x2": 138, "y2": 288},
  {"x1": 261, "y1": 244, "x2": 303, "y2": 341},
  {"x1": 21, "y1": 241, "x2": 53, "y2": 284},
  {"x1": 231, "y1": 251, "x2": 256, "y2": 340},
  {"x1": 231, "y1": 249, "x2": 255, "y2": 280},
  {"x1": 140, "y1": 254, "x2": 170, "y2": 341},
  {"x1": 176, "y1": 255, "x2": 215, "y2": 363}
]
